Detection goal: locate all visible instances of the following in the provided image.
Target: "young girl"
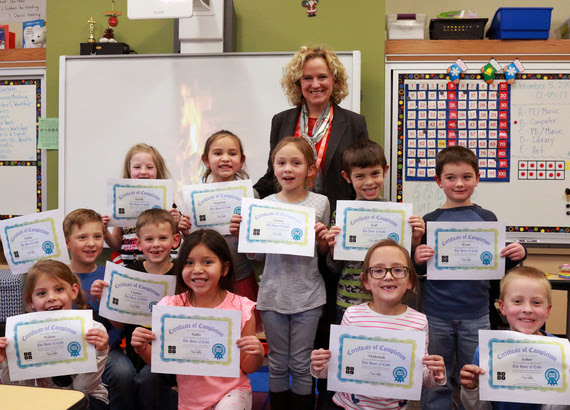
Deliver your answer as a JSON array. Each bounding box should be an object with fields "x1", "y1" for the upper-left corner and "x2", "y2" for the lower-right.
[
  {"x1": 230, "y1": 136, "x2": 330, "y2": 409},
  {"x1": 103, "y1": 143, "x2": 180, "y2": 265},
  {"x1": 0, "y1": 260, "x2": 109, "y2": 410},
  {"x1": 311, "y1": 239, "x2": 446, "y2": 409},
  {"x1": 130, "y1": 229, "x2": 264, "y2": 410},
  {"x1": 179, "y1": 130, "x2": 261, "y2": 330}
]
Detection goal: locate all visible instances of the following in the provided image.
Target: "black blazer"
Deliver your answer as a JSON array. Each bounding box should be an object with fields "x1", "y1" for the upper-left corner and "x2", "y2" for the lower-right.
[{"x1": 253, "y1": 103, "x2": 369, "y2": 213}]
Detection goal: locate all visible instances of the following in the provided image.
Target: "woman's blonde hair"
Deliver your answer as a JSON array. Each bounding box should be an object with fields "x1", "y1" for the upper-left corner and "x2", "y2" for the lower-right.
[
  {"x1": 122, "y1": 143, "x2": 170, "y2": 179},
  {"x1": 281, "y1": 45, "x2": 349, "y2": 107},
  {"x1": 24, "y1": 260, "x2": 86, "y2": 311}
]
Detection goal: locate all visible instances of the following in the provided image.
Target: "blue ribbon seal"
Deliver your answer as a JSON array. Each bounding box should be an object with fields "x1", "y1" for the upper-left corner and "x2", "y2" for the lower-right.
[
  {"x1": 480, "y1": 251, "x2": 493, "y2": 266},
  {"x1": 234, "y1": 206, "x2": 241, "y2": 216},
  {"x1": 291, "y1": 228, "x2": 303, "y2": 241},
  {"x1": 42, "y1": 241, "x2": 55, "y2": 255},
  {"x1": 67, "y1": 341, "x2": 81, "y2": 358},
  {"x1": 149, "y1": 301, "x2": 157, "y2": 311},
  {"x1": 545, "y1": 368, "x2": 560, "y2": 386},
  {"x1": 212, "y1": 343, "x2": 226, "y2": 360},
  {"x1": 388, "y1": 233, "x2": 400, "y2": 242},
  {"x1": 393, "y1": 366, "x2": 407, "y2": 383}
]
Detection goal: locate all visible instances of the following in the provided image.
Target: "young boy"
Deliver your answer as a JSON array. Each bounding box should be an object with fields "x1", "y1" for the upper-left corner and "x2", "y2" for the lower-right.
[
  {"x1": 414, "y1": 146, "x2": 527, "y2": 410},
  {"x1": 91, "y1": 208, "x2": 180, "y2": 410},
  {"x1": 460, "y1": 266, "x2": 558, "y2": 409},
  {"x1": 63, "y1": 208, "x2": 132, "y2": 410},
  {"x1": 325, "y1": 139, "x2": 425, "y2": 322}
]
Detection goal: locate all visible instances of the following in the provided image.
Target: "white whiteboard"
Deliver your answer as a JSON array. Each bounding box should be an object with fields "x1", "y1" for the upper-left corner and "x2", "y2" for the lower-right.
[
  {"x1": 385, "y1": 62, "x2": 570, "y2": 244},
  {"x1": 59, "y1": 52, "x2": 361, "y2": 217}
]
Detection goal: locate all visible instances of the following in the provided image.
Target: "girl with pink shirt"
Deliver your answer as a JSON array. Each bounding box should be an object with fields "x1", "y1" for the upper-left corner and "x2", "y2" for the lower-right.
[{"x1": 131, "y1": 229, "x2": 264, "y2": 410}]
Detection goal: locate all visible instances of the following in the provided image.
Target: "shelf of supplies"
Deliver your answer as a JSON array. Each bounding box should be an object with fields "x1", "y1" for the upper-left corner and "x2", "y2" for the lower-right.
[{"x1": 0, "y1": 48, "x2": 46, "y2": 68}]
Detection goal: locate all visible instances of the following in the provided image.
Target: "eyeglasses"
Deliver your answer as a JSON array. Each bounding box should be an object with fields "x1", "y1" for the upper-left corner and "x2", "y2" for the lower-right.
[{"x1": 367, "y1": 266, "x2": 409, "y2": 279}]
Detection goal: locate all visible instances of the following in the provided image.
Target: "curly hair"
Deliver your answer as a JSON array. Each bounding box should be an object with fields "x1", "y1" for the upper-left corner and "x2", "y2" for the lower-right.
[{"x1": 281, "y1": 45, "x2": 349, "y2": 106}]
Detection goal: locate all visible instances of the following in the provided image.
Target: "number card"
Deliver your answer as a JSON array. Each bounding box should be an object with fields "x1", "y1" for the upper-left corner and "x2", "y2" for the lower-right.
[
  {"x1": 99, "y1": 262, "x2": 176, "y2": 326},
  {"x1": 151, "y1": 305, "x2": 241, "y2": 377},
  {"x1": 182, "y1": 180, "x2": 254, "y2": 235},
  {"x1": 106, "y1": 178, "x2": 174, "y2": 228},
  {"x1": 334, "y1": 201, "x2": 413, "y2": 261},
  {"x1": 427, "y1": 221, "x2": 506, "y2": 280},
  {"x1": 5, "y1": 310, "x2": 96, "y2": 381},
  {"x1": 479, "y1": 330, "x2": 570, "y2": 405},
  {"x1": 327, "y1": 325, "x2": 426, "y2": 400},
  {"x1": 0, "y1": 210, "x2": 69, "y2": 275}
]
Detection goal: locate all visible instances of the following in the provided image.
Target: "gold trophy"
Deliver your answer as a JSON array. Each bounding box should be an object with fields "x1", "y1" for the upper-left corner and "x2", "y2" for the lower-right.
[{"x1": 87, "y1": 17, "x2": 97, "y2": 43}]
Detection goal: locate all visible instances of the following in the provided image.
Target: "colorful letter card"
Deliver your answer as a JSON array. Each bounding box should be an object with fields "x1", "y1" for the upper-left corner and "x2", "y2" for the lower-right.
[
  {"x1": 151, "y1": 305, "x2": 241, "y2": 377},
  {"x1": 0, "y1": 210, "x2": 69, "y2": 275},
  {"x1": 334, "y1": 200, "x2": 413, "y2": 261},
  {"x1": 327, "y1": 324, "x2": 426, "y2": 400},
  {"x1": 5, "y1": 310, "x2": 96, "y2": 381},
  {"x1": 106, "y1": 178, "x2": 174, "y2": 228},
  {"x1": 182, "y1": 180, "x2": 254, "y2": 235},
  {"x1": 99, "y1": 262, "x2": 176, "y2": 326},
  {"x1": 237, "y1": 198, "x2": 316, "y2": 257},
  {"x1": 479, "y1": 330, "x2": 570, "y2": 405},
  {"x1": 427, "y1": 221, "x2": 506, "y2": 280}
]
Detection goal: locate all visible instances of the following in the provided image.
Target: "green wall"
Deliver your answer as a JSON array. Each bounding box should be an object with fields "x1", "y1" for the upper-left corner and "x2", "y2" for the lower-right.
[{"x1": 46, "y1": 0, "x2": 385, "y2": 209}]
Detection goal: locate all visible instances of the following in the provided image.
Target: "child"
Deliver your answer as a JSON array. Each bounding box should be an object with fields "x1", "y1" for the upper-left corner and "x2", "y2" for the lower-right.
[
  {"x1": 230, "y1": 136, "x2": 330, "y2": 409},
  {"x1": 325, "y1": 138, "x2": 426, "y2": 322},
  {"x1": 178, "y1": 130, "x2": 261, "y2": 330},
  {"x1": 130, "y1": 229, "x2": 264, "y2": 410},
  {"x1": 63, "y1": 208, "x2": 132, "y2": 410},
  {"x1": 102, "y1": 143, "x2": 180, "y2": 266},
  {"x1": 460, "y1": 266, "x2": 563, "y2": 410},
  {"x1": 0, "y1": 260, "x2": 109, "y2": 410},
  {"x1": 92, "y1": 208, "x2": 181, "y2": 410},
  {"x1": 311, "y1": 239, "x2": 446, "y2": 409},
  {"x1": 413, "y1": 146, "x2": 526, "y2": 410}
]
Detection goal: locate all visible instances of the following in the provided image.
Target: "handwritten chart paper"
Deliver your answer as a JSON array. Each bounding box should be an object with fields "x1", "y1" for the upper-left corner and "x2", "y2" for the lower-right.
[{"x1": 0, "y1": 84, "x2": 36, "y2": 161}]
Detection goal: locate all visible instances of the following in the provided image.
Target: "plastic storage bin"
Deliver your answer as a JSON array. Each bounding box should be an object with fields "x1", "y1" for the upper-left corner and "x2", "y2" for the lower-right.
[
  {"x1": 486, "y1": 7, "x2": 553, "y2": 40},
  {"x1": 386, "y1": 14, "x2": 426, "y2": 40},
  {"x1": 429, "y1": 18, "x2": 488, "y2": 40}
]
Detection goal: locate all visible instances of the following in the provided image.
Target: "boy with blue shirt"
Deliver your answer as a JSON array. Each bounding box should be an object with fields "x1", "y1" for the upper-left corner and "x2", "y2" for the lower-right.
[
  {"x1": 64, "y1": 209, "x2": 132, "y2": 410},
  {"x1": 414, "y1": 146, "x2": 527, "y2": 409}
]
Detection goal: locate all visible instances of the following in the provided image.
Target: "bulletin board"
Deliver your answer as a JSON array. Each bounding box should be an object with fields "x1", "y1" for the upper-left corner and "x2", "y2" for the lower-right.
[
  {"x1": 0, "y1": 68, "x2": 46, "y2": 219},
  {"x1": 385, "y1": 62, "x2": 570, "y2": 244}
]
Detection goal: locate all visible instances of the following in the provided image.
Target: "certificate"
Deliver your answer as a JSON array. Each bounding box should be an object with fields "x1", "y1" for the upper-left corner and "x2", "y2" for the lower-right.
[
  {"x1": 5, "y1": 310, "x2": 96, "y2": 381},
  {"x1": 99, "y1": 262, "x2": 176, "y2": 326},
  {"x1": 182, "y1": 180, "x2": 254, "y2": 235},
  {"x1": 479, "y1": 330, "x2": 570, "y2": 405},
  {"x1": 151, "y1": 305, "x2": 241, "y2": 377},
  {"x1": 334, "y1": 201, "x2": 413, "y2": 261},
  {"x1": 427, "y1": 221, "x2": 506, "y2": 280},
  {"x1": 106, "y1": 178, "x2": 174, "y2": 228},
  {"x1": 327, "y1": 324, "x2": 426, "y2": 400},
  {"x1": 238, "y1": 198, "x2": 316, "y2": 257},
  {"x1": 0, "y1": 210, "x2": 70, "y2": 275}
]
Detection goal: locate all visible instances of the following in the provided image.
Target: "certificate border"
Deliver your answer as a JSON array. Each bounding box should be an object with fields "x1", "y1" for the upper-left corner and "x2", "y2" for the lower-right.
[
  {"x1": 434, "y1": 228, "x2": 499, "y2": 270},
  {"x1": 190, "y1": 185, "x2": 247, "y2": 229},
  {"x1": 341, "y1": 207, "x2": 406, "y2": 251},
  {"x1": 487, "y1": 337, "x2": 568, "y2": 392},
  {"x1": 105, "y1": 270, "x2": 172, "y2": 317},
  {"x1": 112, "y1": 183, "x2": 168, "y2": 220},
  {"x1": 245, "y1": 204, "x2": 310, "y2": 246},
  {"x1": 159, "y1": 313, "x2": 234, "y2": 366},
  {"x1": 4, "y1": 217, "x2": 62, "y2": 265},
  {"x1": 336, "y1": 333, "x2": 417, "y2": 389},
  {"x1": 13, "y1": 316, "x2": 89, "y2": 369}
]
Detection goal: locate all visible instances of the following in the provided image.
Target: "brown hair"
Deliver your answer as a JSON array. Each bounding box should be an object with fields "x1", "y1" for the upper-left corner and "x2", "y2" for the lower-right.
[
  {"x1": 174, "y1": 229, "x2": 235, "y2": 305},
  {"x1": 435, "y1": 145, "x2": 479, "y2": 178},
  {"x1": 24, "y1": 260, "x2": 86, "y2": 311},
  {"x1": 271, "y1": 137, "x2": 315, "y2": 191},
  {"x1": 281, "y1": 45, "x2": 349, "y2": 106},
  {"x1": 122, "y1": 143, "x2": 170, "y2": 179},
  {"x1": 361, "y1": 239, "x2": 418, "y2": 293},
  {"x1": 63, "y1": 209, "x2": 104, "y2": 240},
  {"x1": 342, "y1": 139, "x2": 388, "y2": 177},
  {"x1": 201, "y1": 130, "x2": 248, "y2": 182},
  {"x1": 136, "y1": 208, "x2": 178, "y2": 236},
  {"x1": 500, "y1": 266, "x2": 552, "y2": 305}
]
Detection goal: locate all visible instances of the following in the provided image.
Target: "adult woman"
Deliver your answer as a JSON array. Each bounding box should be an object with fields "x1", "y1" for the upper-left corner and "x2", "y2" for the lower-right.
[{"x1": 254, "y1": 45, "x2": 369, "y2": 210}]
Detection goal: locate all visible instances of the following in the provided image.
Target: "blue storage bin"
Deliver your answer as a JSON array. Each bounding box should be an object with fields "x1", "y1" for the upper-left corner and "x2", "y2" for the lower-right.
[{"x1": 486, "y1": 7, "x2": 553, "y2": 39}]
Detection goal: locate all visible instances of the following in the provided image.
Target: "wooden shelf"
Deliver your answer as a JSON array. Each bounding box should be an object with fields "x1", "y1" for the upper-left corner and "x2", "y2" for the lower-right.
[
  {"x1": 386, "y1": 40, "x2": 570, "y2": 62},
  {"x1": 0, "y1": 48, "x2": 46, "y2": 68}
]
